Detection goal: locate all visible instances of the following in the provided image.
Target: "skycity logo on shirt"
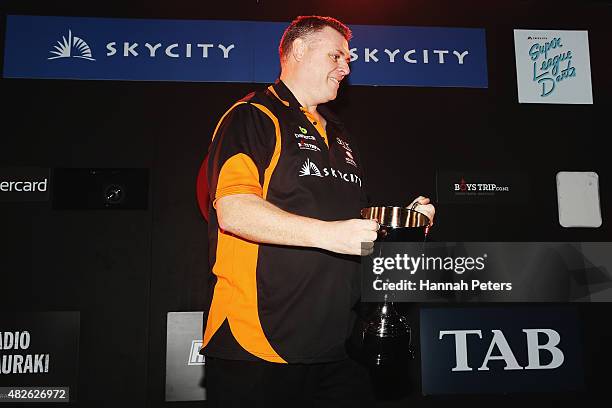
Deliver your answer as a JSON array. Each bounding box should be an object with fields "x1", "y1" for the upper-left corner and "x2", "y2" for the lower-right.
[
  {"x1": 299, "y1": 158, "x2": 323, "y2": 177},
  {"x1": 48, "y1": 29, "x2": 95, "y2": 61},
  {"x1": 299, "y1": 158, "x2": 362, "y2": 186}
]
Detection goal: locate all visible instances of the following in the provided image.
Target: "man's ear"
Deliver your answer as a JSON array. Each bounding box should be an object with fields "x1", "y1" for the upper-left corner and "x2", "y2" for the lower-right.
[{"x1": 291, "y1": 38, "x2": 306, "y2": 62}]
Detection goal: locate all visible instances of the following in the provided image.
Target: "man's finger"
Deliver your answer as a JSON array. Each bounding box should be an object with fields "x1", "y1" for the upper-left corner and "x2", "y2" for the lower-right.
[{"x1": 361, "y1": 241, "x2": 374, "y2": 250}]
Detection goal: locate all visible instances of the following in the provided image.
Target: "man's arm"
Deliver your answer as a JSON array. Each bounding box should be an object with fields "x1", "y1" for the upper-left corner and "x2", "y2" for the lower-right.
[{"x1": 216, "y1": 193, "x2": 378, "y2": 256}]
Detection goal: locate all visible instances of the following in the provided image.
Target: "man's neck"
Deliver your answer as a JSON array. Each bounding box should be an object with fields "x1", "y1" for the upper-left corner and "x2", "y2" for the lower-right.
[{"x1": 279, "y1": 75, "x2": 318, "y2": 114}]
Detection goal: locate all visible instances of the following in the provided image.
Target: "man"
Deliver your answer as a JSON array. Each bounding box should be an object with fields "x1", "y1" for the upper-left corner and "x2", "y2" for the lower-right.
[{"x1": 197, "y1": 15, "x2": 435, "y2": 407}]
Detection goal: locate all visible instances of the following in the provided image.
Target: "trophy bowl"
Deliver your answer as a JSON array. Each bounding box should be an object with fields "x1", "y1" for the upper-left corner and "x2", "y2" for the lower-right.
[
  {"x1": 360, "y1": 205, "x2": 430, "y2": 228},
  {"x1": 360, "y1": 205, "x2": 431, "y2": 242}
]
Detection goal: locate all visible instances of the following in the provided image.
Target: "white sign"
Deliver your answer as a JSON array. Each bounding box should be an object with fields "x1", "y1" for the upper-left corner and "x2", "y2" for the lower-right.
[
  {"x1": 165, "y1": 312, "x2": 205, "y2": 401},
  {"x1": 513, "y1": 29, "x2": 593, "y2": 104}
]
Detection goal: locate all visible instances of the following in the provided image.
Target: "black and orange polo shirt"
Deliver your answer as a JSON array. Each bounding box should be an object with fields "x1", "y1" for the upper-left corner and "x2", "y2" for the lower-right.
[{"x1": 199, "y1": 80, "x2": 368, "y2": 363}]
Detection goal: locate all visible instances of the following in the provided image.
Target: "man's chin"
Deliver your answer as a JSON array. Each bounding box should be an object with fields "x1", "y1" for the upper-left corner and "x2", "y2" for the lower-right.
[
  {"x1": 316, "y1": 88, "x2": 338, "y2": 104},
  {"x1": 327, "y1": 89, "x2": 339, "y2": 101}
]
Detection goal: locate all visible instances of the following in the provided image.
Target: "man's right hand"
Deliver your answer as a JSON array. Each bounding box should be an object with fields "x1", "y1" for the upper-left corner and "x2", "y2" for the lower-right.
[{"x1": 319, "y1": 219, "x2": 379, "y2": 256}]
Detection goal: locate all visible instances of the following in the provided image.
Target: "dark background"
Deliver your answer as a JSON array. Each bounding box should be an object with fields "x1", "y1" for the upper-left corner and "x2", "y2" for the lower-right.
[{"x1": 1, "y1": 0, "x2": 611, "y2": 406}]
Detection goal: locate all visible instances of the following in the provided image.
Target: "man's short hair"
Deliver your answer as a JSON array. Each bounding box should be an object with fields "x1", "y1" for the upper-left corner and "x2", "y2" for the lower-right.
[{"x1": 279, "y1": 16, "x2": 352, "y2": 63}]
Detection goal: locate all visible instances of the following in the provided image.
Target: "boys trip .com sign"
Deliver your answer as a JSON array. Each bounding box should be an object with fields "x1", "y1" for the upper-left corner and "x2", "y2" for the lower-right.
[
  {"x1": 3, "y1": 15, "x2": 488, "y2": 87},
  {"x1": 513, "y1": 29, "x2": 593, "y2": 104}
]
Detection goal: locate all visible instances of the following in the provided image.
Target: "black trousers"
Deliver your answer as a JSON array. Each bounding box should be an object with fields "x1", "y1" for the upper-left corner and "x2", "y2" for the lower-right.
[{"x1": 204, "y1": 356, "x2": 376, "y2": 408}]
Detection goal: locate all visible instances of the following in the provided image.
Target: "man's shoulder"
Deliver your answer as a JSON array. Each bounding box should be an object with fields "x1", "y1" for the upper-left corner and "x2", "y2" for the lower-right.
[
  {"x1": 236, "y1": 85, "x2": 276, "y2": 106},
  {"x1": 218, "y1": 87, "x2": 281, "y2": 129},
  {"x1": 222, "y1": 86, "x2": 287, "y2": 125}
]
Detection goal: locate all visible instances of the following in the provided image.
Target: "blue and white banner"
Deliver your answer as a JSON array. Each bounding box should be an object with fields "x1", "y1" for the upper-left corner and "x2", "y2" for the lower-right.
[{"x1": 3, "y1": 15, "x2": 488, "y2": 87}]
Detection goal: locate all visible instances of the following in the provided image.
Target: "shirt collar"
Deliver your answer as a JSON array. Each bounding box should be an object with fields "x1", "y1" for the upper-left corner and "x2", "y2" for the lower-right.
[
  {"x1": 268, "y1": 79, "x2": 299, "y2": 108},
  {"x1": 268, "y1": 79, "x2": 343, "y2": 126}
]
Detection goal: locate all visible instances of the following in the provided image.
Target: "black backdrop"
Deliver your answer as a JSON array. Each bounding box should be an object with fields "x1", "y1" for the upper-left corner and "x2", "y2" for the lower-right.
[{"x1": 1, "y1": 0, "x2": 611, "y2": 406}]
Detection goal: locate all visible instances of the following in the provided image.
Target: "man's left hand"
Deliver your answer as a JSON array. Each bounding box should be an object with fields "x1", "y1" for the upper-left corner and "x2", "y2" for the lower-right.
[{"x1": 409, "y1": 196, "x2": 435, "y2": 226}]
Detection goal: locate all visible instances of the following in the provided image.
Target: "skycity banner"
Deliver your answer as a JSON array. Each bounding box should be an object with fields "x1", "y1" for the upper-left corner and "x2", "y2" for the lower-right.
[
  {"x1": 3, "y1": 15, "x2": 488, "y2": 87},
  {"x1": 513, "y1": 29, "x2": 593, "y2": 104}
]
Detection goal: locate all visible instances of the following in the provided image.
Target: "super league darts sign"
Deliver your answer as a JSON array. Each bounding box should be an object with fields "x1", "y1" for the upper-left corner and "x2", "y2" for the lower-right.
[{"x1": 514, "y1": 29, "x2": 593, "y2": 104}]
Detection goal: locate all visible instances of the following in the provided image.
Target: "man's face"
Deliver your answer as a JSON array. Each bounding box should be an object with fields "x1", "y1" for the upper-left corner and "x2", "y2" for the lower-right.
[{"x1": 299, "y1": 26, "x2": 351, "y2": 105}]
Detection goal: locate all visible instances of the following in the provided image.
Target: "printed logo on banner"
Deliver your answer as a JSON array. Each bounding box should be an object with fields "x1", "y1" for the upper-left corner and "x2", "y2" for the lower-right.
[
  {"x1": 0, "y1": 312, "x2": 80, "y2": 400},
  {"x1": 0, "y1": 332, "x2": 50, "y2": 374},
  {"x1": 513, "y1": 29, "x2": 593, "y2": 104},
  {"x1": 48, "y1": 29, "x2": 95, "y2": 61},
  {"x1": 4, "y1": 15, "x2": 250, "y2": 83},
  {"x1": 4, "y1": 15, "x2": 487, "y2": 87},
  {"x1": 420, "y1": 306, "x2": 584, "y2": 395},
  {"x1": 454, "y1": 176, "x2": 510, "y2": 194},
  {"x1": 0, "y1": 167, "x2": 51, "y2": 202},
  {"x1": 187, "y1": 340, "x2": 205, "y2": 366},
  {"x1": 348, "y1": 48, "x2": 469, "y2": 65},
  {"x1": 436, "y1": 170, "x2": 528, "y2": 204},
  {"x1": 346, "y1": 25, "x2": 488, "y2": 87}
]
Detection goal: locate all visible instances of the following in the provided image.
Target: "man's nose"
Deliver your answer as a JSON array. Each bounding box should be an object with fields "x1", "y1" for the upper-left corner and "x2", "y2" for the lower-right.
[{"x1": 338, "y1": 61, "x2": 350, "y2": 76}]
